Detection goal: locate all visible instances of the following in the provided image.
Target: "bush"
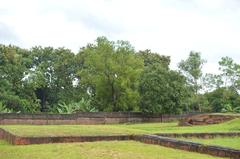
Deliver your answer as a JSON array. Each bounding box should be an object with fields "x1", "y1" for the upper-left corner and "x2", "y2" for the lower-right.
[
  {"x1": 55, "y1": 98, "x2": 97, "y2": 114},
  {"x1": 0, "y1": 101, "x2": 13, "y2": 113},
  {"x1": 221, "y1": 104, "x2": 240, "y2": 113}
]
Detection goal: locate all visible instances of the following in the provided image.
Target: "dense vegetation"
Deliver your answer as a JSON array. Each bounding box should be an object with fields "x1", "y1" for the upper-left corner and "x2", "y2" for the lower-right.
[{"x1": 0, "y1": 37, "x2": 240, "y2": 113}]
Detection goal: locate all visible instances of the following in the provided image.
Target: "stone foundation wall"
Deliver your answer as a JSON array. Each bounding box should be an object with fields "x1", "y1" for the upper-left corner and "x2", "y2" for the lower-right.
[{"x1": 0, "y1": 112, "x2": 186, "y2": 125}]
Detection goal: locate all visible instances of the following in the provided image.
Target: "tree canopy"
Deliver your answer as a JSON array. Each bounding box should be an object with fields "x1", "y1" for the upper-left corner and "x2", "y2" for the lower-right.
[{"x1": 0, "y1": 37, "x2": 240, "y2": 114}]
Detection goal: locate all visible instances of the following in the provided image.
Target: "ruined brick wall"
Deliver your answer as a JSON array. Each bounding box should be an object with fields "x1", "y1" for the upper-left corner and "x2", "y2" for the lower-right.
[
  {"x1": 179, "y1": 113, "x2": 240, "y2": 126},
  {"x1": 134, "y1": 135, "x2": 240, "y2": 158},
  {"x1": 0, "y1": 112, "x2": 187, "y2": 125},
  {"x1": 1, "y1": 128, "x2": 240, "y2": 158},
  {"x1": 155, "y1": 132, "x2": 240, "y2": 138}
]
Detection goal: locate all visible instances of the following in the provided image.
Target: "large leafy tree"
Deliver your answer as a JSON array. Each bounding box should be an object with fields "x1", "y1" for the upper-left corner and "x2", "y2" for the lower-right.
[
  {"x1": 137, "y1": 49, "x2": 170, "y2": 68},
  {"x1": 78, "y1": 37, "x2": 144, "y2": 111},
  {"x1": 178, "y1": 51, "x2": 207, "y2": 112},
  {"x1": 139, "y1": 64, "x2": 189, "y2": 114},
  {"x1": 206, "y1": 87, "x2": 240, "y2": 112},
  {"x1": 201, "y1": 57, "x2": 240, "y2": 113},
  {"x1": 218, "y1": 56, "x2": 240, "y2": 90},
  {"x1": 202, "y1": 73, "x2": 223, "y2": 93},
  {"x1": 178, "y1": 51, "x2": 206, "y2": 94},
  {"x1": 0, "y1": 45, "x2": 39, "y2": 112},
  {"x1": 29, "y1": 47, "x2": 78, "y2": 111},
  {"x1": 49, "y1": 48, "x2": 80, "y2": 105}
]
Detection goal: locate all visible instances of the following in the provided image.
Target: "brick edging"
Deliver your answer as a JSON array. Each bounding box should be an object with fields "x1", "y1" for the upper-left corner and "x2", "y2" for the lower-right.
[
  {"x1": 155, "y1": 132, "x2": 240, "y2": 138},
  {"x1": 134, "y1": 135, "x2": 240, "y2": 158},
  {"x1": 14, "y1": 135, "x2": 134, "y2": 145},
  {"x1": 0, "y1": 128, "x2": 17, "y2": 144},
  {"x1": 1, "y1": 128, "x2": 240, "y2": 158},
  {"x1": 0, "y1": 112, "x2": 190, "y2": 125},
  {"x1": 0, "y1": 128, "x2": 134, "y2": 145}
]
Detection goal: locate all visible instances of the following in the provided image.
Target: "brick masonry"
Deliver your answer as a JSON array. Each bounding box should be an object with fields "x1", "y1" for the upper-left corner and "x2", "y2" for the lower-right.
[
  {"x1": 0, "y1": 128, "x2": 134, "y2": 145},
  {"x1": 0, "y1": 112, "x2": 188, "y2": 125},
  {"x1": 155, "y1": 132, "x2": 240, "y2": 139},
  {"x1": 15, "y1": 135, "x2": 134, "y2": 145},
  {"x1": 1, "y1": 128, "x2": 240, "y2": 158},
  {"x1": 0, "y1": 128, "x2": 17, "y2": 144},
  {"x1": 134, "y1": 135, "x2": 240, "y2": 159},
  {"x1": 179, "y1": 113, "x2": 240, "y2": 126}
]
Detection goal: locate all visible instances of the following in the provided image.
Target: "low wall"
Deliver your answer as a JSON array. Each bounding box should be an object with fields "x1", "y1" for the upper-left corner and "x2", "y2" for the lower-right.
[
  {"x1": 0, "y1": 112, "x2": 187, "y2": 125},
  {"x1": 1, "y1": 128, "x2": 240, "y2": 158},
  {"x1": 135, "y1": 135, "x2": 240, "y2": 158},
  {"x1": 155, "y1": 132, "x2": 240, "y2": 139},
  {"x1": 0, "y1": 128, "x2": 16, "y2": 144},
  {"x1": 0, "y1": 128, "x2": 133, "y2": 145}
]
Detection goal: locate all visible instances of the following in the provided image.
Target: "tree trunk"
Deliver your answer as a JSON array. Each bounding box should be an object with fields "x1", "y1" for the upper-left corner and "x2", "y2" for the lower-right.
[
  {"x1": 36, "y1": 88, "x2": 47, "y2": 112},
  {"x1": 111, "y1": 81, "x2": 117, "y2": 111}
]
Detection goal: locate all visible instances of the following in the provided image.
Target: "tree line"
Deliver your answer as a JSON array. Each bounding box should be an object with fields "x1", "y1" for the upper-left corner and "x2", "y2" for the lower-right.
[{"x1": 0, "y1": 37, "x2": 240, "y2": 114}]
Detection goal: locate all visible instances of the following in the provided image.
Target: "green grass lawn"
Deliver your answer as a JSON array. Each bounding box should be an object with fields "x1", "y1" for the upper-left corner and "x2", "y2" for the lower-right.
[
  {"x1": 179, "y1": 137, "x2": 240, "y2": 149},
  {"x1": 1, "y1": 118, "x2": 239, "y2": 159},
  {"x1": 1, "y1": 118, "x2": 240, "y2": 137},
  {"x1": 0, "y1": 140, "x2": 226, "y2": 159}
]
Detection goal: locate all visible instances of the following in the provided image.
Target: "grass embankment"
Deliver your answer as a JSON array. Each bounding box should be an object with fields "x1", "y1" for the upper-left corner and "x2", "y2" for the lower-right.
[
  {"x1": 1, "y1": 118, "x2": 240, "y2": 137},
  {"x1": 0, "y1": 140, "x2": 225, "y2": 159},
  {"x1": 179, "y1": 137, "x2": 240, "y2": 149}
]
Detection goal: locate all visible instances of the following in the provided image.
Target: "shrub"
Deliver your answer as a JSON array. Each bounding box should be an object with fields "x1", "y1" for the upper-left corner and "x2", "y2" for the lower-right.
[{"x1": 55, "y1": 98, "x2": 97, "y2": 114}]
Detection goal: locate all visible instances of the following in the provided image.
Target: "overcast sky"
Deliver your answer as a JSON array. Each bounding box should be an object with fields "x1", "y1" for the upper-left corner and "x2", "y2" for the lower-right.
[{"x1": 1, "y1": 0, "x2": 240, "y2": 72}]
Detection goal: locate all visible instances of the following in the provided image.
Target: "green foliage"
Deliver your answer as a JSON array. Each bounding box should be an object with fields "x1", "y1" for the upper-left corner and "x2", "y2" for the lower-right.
[
  {"x1": 221, "y1": 104, "x2": 240, "y2": 113},
  {"x1": 55, "y1": 98, "x2": 97, "y2": 114},
  {"x1": 29, "y1": 47, "x2": 78, "y2": 111},
  {"x1": 218, "y1": 56, "x2": 240, "y2": 90},
  {"x1": 206, "y1": 87, "x2": 240, "y2": 112},
  {"x1": 202, "y1": 73, "x2": 223, "y2": 92},
  {"x1": 200, "y1": 57, "x2": 240, "y2": 113},
  {"x1": 0, "y1": 102, "x2": 12, "y2": 113},
  {"x1": 178, "y1": 51, "x2": 206, "y2": 94},
  {"x1": 0, "y1": 45, "x2": 40, "y2": 112},
  {"x1": 79, "y1": 37, "x2": 144, "y2": 111},
  {"x1": 1, "y1": 38, "x2": 240, "y2": 114},
  {"x1": 187, "y1": 94, "x2": 210, "y2": 112},
  {"x1": 221, "y1": 104, "x2": 233, "y2": 113},
  {"x1": 139, "y1": 64, "x2": 189, "y2": 114},
  {"x1": 137, "y1": 49, "x2": 170, "y2": 68}
]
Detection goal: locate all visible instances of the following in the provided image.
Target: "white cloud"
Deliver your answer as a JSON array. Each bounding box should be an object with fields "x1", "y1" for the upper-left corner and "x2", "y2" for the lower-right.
[{"x1": 0, "y1": 0, "x2": 240, "y2": 73}]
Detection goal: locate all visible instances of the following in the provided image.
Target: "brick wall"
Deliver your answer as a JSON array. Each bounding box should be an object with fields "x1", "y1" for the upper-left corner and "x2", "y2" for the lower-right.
[
  {"x1": 0, "y1": 128, "x2": 16, "y2": 144},
  {"x1": 134, "y1": 135, "x2": 240, "y2": 158},
  {"x1": 1, "y1": 128, "x2": 240, "y2": 158},
  {"x1": 0, "y1": 112, "x2": 187, "y2": 125},
  {"x1": 155, "y1": 132, "x2": 240, "y2": 138},
  {"x1": 0, "y1": 128, "x2": 133, "y2": 145}
]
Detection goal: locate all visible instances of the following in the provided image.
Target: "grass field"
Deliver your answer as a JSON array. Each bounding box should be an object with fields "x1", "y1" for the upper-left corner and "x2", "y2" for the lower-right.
[
  {"x1": 1, "y1": 118, "x2": 240, "y2": 137},
  {"x1": 1, "y1": 119, "x2": 240, "y2": 159},
  {"x1": 179, "y1": 137, "x2": 240, "y2": 149},
  {"x1": 0, "y1": 140, "x2": 226, "y2": 159}
]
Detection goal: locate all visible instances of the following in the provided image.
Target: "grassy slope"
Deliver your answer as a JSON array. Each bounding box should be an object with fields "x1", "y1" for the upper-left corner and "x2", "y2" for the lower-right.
[
  {"x1": 0, "y1": 140, "x2": 225, "y2": 159},
  {"x1": 1, "y1": 118, "x2": 240, "y2": 137},
  {"x1": 179, "y1": 137, "x2": 240, "y2": 149}
]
